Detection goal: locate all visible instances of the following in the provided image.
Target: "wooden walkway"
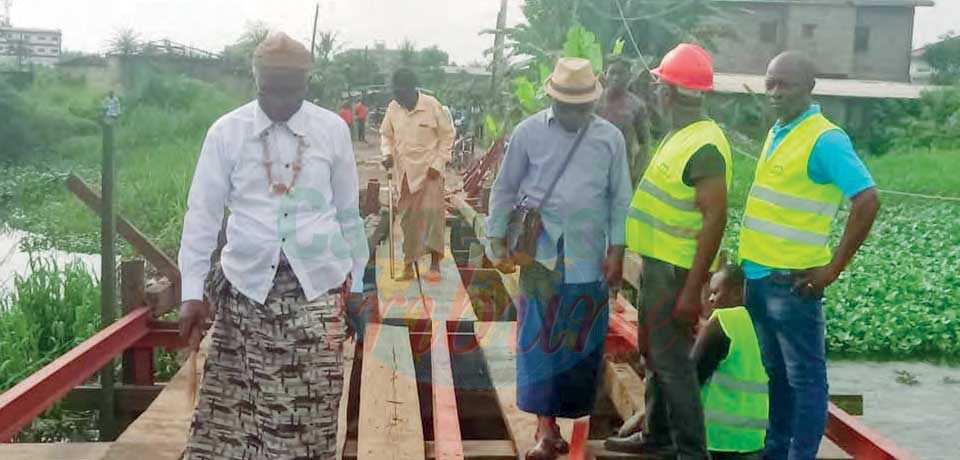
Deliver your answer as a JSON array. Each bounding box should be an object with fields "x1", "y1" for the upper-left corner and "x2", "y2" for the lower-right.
[{"x1": 0, "y1": 226, "x2": 852, "y2": 460}]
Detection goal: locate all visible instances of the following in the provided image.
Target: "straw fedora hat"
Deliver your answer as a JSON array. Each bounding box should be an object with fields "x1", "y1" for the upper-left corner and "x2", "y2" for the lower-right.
[{"x1": 544, "y1": 57, "x2": 603, "y2": 104}]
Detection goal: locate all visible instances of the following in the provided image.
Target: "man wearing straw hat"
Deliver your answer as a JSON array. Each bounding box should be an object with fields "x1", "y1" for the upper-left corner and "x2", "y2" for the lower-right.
[
  {"x1": 488, "y1": 57, "x2": 632, "y2": 460},
  {"x1": 177, "y1": 32, "x2": 368, "y2": 460}
]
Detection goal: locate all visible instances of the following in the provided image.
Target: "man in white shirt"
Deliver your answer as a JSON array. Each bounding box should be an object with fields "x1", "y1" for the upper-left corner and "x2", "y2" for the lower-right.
[{"x1": 177, "y1": 32, "x2": 368, "y2": 460}]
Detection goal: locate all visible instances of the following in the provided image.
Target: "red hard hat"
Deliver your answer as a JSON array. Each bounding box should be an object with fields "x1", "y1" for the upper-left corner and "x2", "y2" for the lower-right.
[{"x1": 651, "y1": 43, "x2": 714, "y2": 91}]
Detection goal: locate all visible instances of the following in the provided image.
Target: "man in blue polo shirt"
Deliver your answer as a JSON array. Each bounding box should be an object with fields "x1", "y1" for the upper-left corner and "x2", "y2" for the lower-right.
[{"x1": 738, "y1": 51, "x2": 880, "y2": 460}]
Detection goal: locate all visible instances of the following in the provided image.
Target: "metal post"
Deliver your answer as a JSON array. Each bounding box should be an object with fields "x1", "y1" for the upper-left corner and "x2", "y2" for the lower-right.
[{"x1": 99, "y1": 120, "x2": 118, "y2": 440}]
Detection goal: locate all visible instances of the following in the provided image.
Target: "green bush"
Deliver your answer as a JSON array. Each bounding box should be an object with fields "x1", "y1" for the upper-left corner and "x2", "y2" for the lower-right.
[
  {"x1": 868, "y1": 85, "x2": 960, "y2": 154},
  {"x1": 0, "y1": 77, "x2": 38, "y2": 162}
]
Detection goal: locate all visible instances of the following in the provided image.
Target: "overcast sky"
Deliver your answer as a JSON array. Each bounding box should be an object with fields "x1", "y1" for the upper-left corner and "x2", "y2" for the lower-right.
[{"x1": 9, "y1": 0, "x2": 958, "y2": 63}]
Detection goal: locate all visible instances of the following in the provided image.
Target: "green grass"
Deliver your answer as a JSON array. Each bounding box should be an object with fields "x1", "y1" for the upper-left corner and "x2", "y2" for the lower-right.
[
  {"x1": 0, "y1": 68, "x2": 247, "y2": 256},
  {"x1": 724, "y1": 145, "x2": 960, "y2": 360},
  {"x1": 0, "y1": 258, "x2": 102, "y2": 441}
]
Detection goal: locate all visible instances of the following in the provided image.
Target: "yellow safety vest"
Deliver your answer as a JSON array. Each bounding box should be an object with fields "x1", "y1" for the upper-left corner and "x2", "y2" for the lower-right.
[
  {"x1": 702, "y1": 307, "x2": 769, "y2": 453},
  {"x1": 739, "y1": 113, "x2": 844, "y2": 269},
  {"x1": 626, "y1": 120, "x2": 732, "y2": 269}
]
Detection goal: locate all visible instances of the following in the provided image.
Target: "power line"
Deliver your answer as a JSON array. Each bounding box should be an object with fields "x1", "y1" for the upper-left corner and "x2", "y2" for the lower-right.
[
  {"x1": 614, "y1": 0, "x2": 653, "y2": 74},
  {"x1": 733, "y1": 147, "x2": 960, "y2": 203}
]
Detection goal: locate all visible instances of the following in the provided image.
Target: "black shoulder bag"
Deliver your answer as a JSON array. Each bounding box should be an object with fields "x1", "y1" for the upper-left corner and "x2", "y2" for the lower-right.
[{"x1": 506, "y1": 120, "x2": 591, "y2": 267}]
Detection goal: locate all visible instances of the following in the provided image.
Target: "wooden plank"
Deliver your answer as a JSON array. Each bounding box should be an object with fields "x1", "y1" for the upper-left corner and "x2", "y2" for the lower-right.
[
  {"x1": 602, "y1": 360, "x2": 644, "y2": 423},
  {"x1": 611, "y1": 293, "x2": 638, "y2": 325},
  {"x1": 144, "y1": 279, "x2": 177, "y2": 315},
  {"x1": 622, "y1": 252, "x2": 643, "y2": 291},
  {"x1": 66, "y1": 174, "x2": 181, "y2": 298},
  {"x1": 431, "y1": 322, "x2": 465, "y2": 460},
  {"x1": 422, "y1": 246, "x2": 479, "y2": 324},
  {"x1": 475, "y1": 322, "x2": 594, "y2": 460},
  {"x1": 343, "y1": 439, "x2": 639, "y2": 460},
  {"x1": 338, "y1": 340, "x2": 358, "y2": 460},
  {"x1": 829, "y1": 394, "x2": 864, "y2": 416},
  {"x1": 357, "y1": 324, "x2": 425, "y2": 460},
  {"x1": 98, "y1": 338, "x2": 207, "y2": 460},
  {"x1": 460, "y1": 268, "x2": 515, "y2": 322},
  {"x1": 374, "y1": 240, "x2": 431, "y2": 323},
  {"x1": 374, "y1": 230, "x2": 478, "y2": 324},
  {"x1": 0, "y1": 443, "x2": 110, "y2": 460}
]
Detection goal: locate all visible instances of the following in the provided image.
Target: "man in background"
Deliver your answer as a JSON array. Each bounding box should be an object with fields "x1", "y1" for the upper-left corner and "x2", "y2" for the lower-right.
[
  {"x1": 380, "y1": 68, "x2": 455, "y2": 282},
  {"x1": 102, "y1": 90, "x2": 123, "y2": 124},
  {"x1": 354, "y1": 97, "x2": 368, "y2": 142},
  {"x1": 598, "y1": 56, "x2": 652, "y2": 183},
  {"x1": 340, "y1": 101, "x2": 354, "y2": 140}
]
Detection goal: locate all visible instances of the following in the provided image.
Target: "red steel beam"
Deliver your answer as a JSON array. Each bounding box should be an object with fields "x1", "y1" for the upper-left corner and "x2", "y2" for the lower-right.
[
  {"x1": 430, "y1": 322, "x2": 465, "y2": 460},
  {"x1": 826, "y1": 402, "x2": 915, "y2": 460},
  {"x1": 568, "y1": 417, "x2": 591, "y2": 460},
  {"x1": 0, "y1": 307, "x2": 152, "y2": 442}
]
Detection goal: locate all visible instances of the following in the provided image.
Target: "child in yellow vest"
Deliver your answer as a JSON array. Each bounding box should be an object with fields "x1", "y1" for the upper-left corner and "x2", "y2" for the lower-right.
[
  {"x1": 695, "y1": 262, "x2": 769, "y2": 460},
  {"x1": 607, "y1": 262, "x2": 768, "y2": 460}
]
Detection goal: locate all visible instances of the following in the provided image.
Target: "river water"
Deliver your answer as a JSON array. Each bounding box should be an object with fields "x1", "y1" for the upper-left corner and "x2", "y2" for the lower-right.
[
  {"x1": 829, "y1": 360, "x2": 960, "y2": 460},
  {"x1": 0, "y1": 228, "x2": 100, "y2": 296}
]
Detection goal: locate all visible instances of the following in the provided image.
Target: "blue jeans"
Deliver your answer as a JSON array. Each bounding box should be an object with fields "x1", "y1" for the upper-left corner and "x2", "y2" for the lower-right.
[{"x1": 745, "y1": 273, "x2": 828, "y2": 460}]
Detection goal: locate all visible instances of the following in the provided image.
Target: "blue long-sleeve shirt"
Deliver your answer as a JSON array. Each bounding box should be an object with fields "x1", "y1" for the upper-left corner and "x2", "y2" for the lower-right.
[{"x1": 487, "y1": 109, "x2": 633, "y2": 283}]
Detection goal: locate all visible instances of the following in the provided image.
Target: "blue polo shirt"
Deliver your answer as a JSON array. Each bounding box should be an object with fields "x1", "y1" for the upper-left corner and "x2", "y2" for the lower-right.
[{"x1": 743, "y1": 105, "x2": 875, "y2": 279}]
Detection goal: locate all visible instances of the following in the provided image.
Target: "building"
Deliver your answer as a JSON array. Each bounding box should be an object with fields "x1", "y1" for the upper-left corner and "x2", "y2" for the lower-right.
[
  {"x1": 712, "y1": 0, "x2": 934, "y2": 83},
  {"x1": 0, "y1": 26, "x2": 62, "y2": 67},
  {"x1": 910, "y1": 46, "x2": 934, "y2": 83}
]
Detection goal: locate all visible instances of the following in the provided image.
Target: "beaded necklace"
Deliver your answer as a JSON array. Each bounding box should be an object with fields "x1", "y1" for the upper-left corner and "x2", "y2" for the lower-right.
[{"x1": 259, "y1": 123, "x2": 307, "y2": 195}]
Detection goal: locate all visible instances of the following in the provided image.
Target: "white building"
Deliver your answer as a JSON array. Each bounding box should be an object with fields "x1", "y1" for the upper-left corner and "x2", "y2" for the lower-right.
[{"x1": 0, "y1": 26, "x2": 62, "y2": 67}]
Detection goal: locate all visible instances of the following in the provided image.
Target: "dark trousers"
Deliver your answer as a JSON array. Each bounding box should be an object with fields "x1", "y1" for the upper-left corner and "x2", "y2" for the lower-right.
[
  {"x1": 638, "y1": 257, "x2": 708, "y2": 460},
  {"x1": 357, "y1": 118, "x2": 366, "y2": 141},
  {"x1": 745, "y1": 273, "x2": 827, "y2": 460}
]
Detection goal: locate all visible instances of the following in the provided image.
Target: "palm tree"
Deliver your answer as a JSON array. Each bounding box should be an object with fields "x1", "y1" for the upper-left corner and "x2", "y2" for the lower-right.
[
  {"x1": 313, "y1": 31, "x2": 342, "y2": 64},
  {"x1": 399, "y1": 39, "x2": 417, "y2": 68},
  {"x1": 108, "y1": 28, "x2": 141, "y2": 56}
]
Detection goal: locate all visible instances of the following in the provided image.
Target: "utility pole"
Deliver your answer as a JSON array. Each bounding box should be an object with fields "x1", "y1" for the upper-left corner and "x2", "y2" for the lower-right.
[
  {"x1": 98, "y1": 120, "x2": 118, "y2": 441},
  {"x1": 489, "y1": 0, "x2": 509, "y2": 97},
  {"x1": 310, "y1": 2, "x2": 320, "y2": 59}
]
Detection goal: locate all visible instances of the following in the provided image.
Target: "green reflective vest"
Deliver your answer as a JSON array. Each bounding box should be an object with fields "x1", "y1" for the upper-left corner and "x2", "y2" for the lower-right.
[
  {"x1": 702, "y1": 307, "x2": 769, "y2": 453},
  {"x1": 626, "y1": 120, "x2": 732, "y2": 269},
  {"x1": 739, "y1": 113, "x2": 844, "y2": 269}
]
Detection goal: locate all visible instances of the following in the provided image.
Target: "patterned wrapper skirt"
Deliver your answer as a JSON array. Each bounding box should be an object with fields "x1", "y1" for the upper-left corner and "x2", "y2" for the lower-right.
[
  {"x1": 515, "y1": 260, "x2": 609, "y2": 419},
  {"x1": 184, "y1": 257, "x2": 345, "y2": 460}
]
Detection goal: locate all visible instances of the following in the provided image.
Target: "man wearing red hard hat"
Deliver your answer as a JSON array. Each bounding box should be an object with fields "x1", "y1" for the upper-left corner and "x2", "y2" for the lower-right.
[{"x1": 620, "y1": 43, "x2": 734, "y2": 460}]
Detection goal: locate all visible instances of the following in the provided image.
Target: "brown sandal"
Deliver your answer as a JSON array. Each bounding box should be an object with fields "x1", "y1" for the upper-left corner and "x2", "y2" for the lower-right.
[
  {"x1": 549, "y1": 424, "x2": 569, "y2": 454},
  {"x1": 525, "y1": 436, "x2": 559, "y2": 460}
]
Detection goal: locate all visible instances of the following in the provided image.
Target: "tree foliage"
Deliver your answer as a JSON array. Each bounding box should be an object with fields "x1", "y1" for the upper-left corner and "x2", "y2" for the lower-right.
[
  {"x1": 499, "y1": 0, "x2": 732, "y2": 70},
  {"x1": 924, "y1": 33, "x2": 960, "y2": 84},
  {"x1": 108, "y1": 28, "x2": 142, "y2": 56},
  {"x1": 222, "y1": 21, "x2": 271, "y2": 73},
  {"x1": 0, "y1": 77, "x2": 36, "y2": 162},
  {"x1": 868, "y1": 85, "x2": 960, "y2": 154}
]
